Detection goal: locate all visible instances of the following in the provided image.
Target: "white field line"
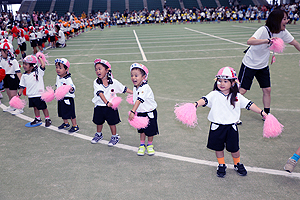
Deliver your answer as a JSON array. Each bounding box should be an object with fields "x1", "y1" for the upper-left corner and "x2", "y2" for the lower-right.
[
  {"x1": 1, "y1": 102, "x2": 300, "y2": 179},
  {"x1": 184, "y1": 27, "x2": 249, "y2": 47},
  {"x1": 133, "y1": 30, "x2": 147, "y2": 61}
]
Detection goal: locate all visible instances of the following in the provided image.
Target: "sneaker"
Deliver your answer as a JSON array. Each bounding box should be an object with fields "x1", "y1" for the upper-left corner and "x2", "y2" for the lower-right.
[
  {"x1": 217, "y1": 164, "x2": 227, "y2": 178},
  {"x1": 108, "y1": 134, "x2": 120, "y2": 146},
  {"x1": 3, "y1": 106, "x2": 16, "y2": 112},
  {"x1": 45, "y1": 119, "x2": 52, "y2": 127},
  {"x1": 68, "y1": 125, "x2": 79, "y2": 133},
  {"x1": 91, "y1": 132, "x2": 103, "y2": 144},
  {"x1": 58, "y1": 123, "x2": 70, "y2": 130},
  {"x1": 284, "y1": 158, "x2": 298, "y2": 173},
  {"x1": 137, "y1": 145, "x2": 146, "y2": 156},
  {"x1": 30, "y1": 118, "x2": 42, "y2": 125},
  {"x1": 147, "y1": 145, "x2": 155, "y2": 156},
  {"x1": 234, "y1": 163, "x2": 247, "y2": 176},
  {"x1": 11, "y1": 109, "x2": 24, "y2": 115}
]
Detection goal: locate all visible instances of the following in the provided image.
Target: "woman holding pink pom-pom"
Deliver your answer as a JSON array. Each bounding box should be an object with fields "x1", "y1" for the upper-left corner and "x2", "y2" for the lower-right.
[
  {"x1": 91, "y1": 59, "x2": 133, "y2": 146},
  {"x1": 128, "y1": 63, "x2": 159, "y2": 156},
  {"x1": 238, "y1": 9, "x2": 300, "y2": 121},
  {"x1": 55, "y1": 58, "x2": 79, "y2": 133},
  {"x1": 18, "y1": 54, "x2": 52, "y2": 127},
  {"x1": 194, "y1": 67, "x2": 268, "y2": 178}
]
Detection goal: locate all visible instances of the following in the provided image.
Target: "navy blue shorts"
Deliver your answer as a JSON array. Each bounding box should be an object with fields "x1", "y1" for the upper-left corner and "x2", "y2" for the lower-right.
[
  {"x1": 19, "y1": 42, "x2": 26, "y2": 51},
  {"x1": 93, "y1": 106, "x2": 120, "y2": 126},
  {"x1": 238, "y1": 63, "x2": 271, "y2": 90},
  {"x1": 3, "y1": 74, "x2": 19, "y2": 90},
  {"x1": 30, "y1": 39, "x2": 37, "y2": 47},
  {"x1": 137, "y1": 109, "x2": 159, "y2": 137},
  {"x1": 207, "y1": 123, "x2": 239, "y2": 153},
  {"x1": 29, "y1": 97, "x2": 47, "y2": 110},
  {"x1": 58, "y1": 97, "x2": 76, "y2": 119}
]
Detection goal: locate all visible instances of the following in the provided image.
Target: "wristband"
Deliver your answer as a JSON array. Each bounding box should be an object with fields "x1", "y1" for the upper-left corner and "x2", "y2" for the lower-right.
[
  {"x1": 268, "y1": 38, "x2": 271, "y2": 44},
  {"x1": 106, "y1": 101, "x2": 109, "y2": 106},
  {"x1": 130, "y1": 110, "x2": 135, "y2": 114},
  {"x1": 18, "y1": 93, "x2": 21, "y2": 97},
  {"x1": 260, "y1": 110, "x2": 264, "y2": 117},
  {"x1": 195, "y1": 102, "x2": 198, "y2": 108}
]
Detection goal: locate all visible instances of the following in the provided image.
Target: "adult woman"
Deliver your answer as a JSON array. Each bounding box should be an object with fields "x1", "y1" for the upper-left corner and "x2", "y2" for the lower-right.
[{"x1": 238, "y1": 9, "x2": 300, "y2": 116}]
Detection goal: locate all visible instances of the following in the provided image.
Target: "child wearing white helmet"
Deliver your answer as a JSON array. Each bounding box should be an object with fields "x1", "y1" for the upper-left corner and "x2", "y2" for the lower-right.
[
  {"x1": 18, "y1": 54, "x2": 52, "y2": 127},
  {"x1": 193, "y1": 67, "x2": 268, "y2": 178},
  {"x1": 55, "y1": 58, "x2": 79, "y2": 133},
  {"x1": 91, "y1": 59, "x2": 133, "y2": 146},
  {"x1": 129, "y1": 63, "x2": 159, "y2": 156},
  {"x1": 0, "y1": 42, "x2": 22, "y2": 113}
]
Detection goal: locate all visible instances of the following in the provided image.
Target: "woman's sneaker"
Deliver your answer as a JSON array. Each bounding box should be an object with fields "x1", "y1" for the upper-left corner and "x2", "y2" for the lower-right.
[
  {"x1": 234, "y1": 163, "x2": 247, "y2": 176},
  {"x1": 108, "y1": 134, "x2": 120, "y2": 146},
  {"x1": 137, "y1": 145, "x2": 146, "y2": 156},
  {"x1": 284, "y1": 158, "x2": 297, "y2": 173},
  {"x1": 147, "y1": 145, "x2": 155, "y2": 156},
  {"x1": 217, "y1": 164, "x2": 227, "y2": 178},
  {"x1": 58, "y1": 123, "x2": 70, "y2": 130},
  {"x1": 91, "y1": 132, "x2": 103, "y2": 144}
]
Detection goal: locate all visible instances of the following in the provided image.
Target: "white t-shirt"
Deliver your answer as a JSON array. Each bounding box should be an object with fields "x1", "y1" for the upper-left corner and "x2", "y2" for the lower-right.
[
  {"x1": 203, "y1": 91, "x2": 251, "y2": 124},
  {"x1": 57, "y1": 30, "x2": 65, "y2": 44},
  {"x1": 242, "y1": 26, "x2": 294, "y2": 69},
  {"x1": 0, "y1": 58, "x2": 20, "y2": 74},
  {"x1": 19, "y1": 66, "x2": 45, "y2": 98},
  {"x1": 55, "y1": 74, "x2": 75, "y2": 98},
  {"x1": 133, "y1": 83, "x2": 157, "y2": 113},
  {"x1": 92, "y1": 78, "x2": 127, "y2": 107}
]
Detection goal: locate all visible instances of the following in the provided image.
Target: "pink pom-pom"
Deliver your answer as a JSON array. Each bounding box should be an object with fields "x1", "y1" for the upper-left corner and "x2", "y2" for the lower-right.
[
  {"x1": 263, "y1": 114, "x2": 284, "y2": 138},
  {"x1": 54, "y1": 85, "x2": 72, "y2": 100},
  {"x1": 126, "y1": 94, "x2": 134, "y2": 105},
  {"x1": 269, "y1": 38, "x2": 285, "y2": 53},
  {"x1": 41, "y1": 86, "x2": 55, "y2": 102},
  {"x1": 128, "y1": 111, "x2": 149, "y2": 129},
  {"x1": 36, "y1": 52, "x2": 49, "y2": 65},
  {"x1": 174, "y1": 103, "x2": 198, "y2": 128},
  {"x1": 111, "y1": 96, "x2": 122, "y2": 110},
  {"x1": 9, "y1": 96, "x2": 26, "y2": 109}
]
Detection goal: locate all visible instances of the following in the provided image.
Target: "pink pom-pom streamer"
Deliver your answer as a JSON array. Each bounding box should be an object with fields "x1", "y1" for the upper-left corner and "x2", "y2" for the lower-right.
[
  {"x1": 36, "y1": 52, "x2": 49, "y2": 65},
  {"x1": 263, "y1": 114, "x2": 284, "y2": 138},
  {"x1": 128, "y1": 111, "x2": 149, "y2": 129},
  {"x1": 9, "y1": 96, "x2": 26, "y2": 109},
  {"x1": 54, "y1": 85, "x2": 72, "y2": 100},
  {"x1": 174, "y1": 103, "x2": 198, "y2": 128},
  {"x1": 111, "y1": 96, "x2": 122, "y2": 110},
  {"x1": 41, "y1": 86, "x2": 55, "y2": 102},
  {"x1": 269, "y1": 38, "x2": 285, "y2": 53},
  {"x1": 126, "y1": 94, "x2": 134, "y2": 105}
]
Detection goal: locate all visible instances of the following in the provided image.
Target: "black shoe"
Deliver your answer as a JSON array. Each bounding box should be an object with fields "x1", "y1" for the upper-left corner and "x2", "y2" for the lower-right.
[
  {"x1": 30, "y1": 118, "x2": 42, "y2": 125},
  {"x1": 234, "y1": 163, "x2": 247, "y2": 176},
  {"x1": 68, "y1": 125, "x2": 79, "y2": 133},
  {"x1": 45, "y1": 119, "x2": 52, "y2": 127},
  {"x1": 58, "y1": 123, "x2": 70, "y2": 130},
  {"x1": 217, "y1": 164, "x2": 227, "y2": 178}
]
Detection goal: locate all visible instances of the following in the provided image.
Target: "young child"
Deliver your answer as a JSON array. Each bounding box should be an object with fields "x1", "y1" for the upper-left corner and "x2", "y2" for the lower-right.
[
  {"x1": 18, "y1": 55, "x2": 52, "y2": 127},
  {"x1": 91, "y1": 59, "x2": 133, "y2": 146},
  {"x1": 284, "y1": 146, "x2": 300, "y2": 173},
  {"x1": 29, "y1": 26, "x2": 38, "y2": 55},
  {"x1": 1, "y1": 42, "x2": 22, "y2": 114},
  {"x1": 129, "y1": 63, "x2": 159, "y2": 156},
  {"x1": 194, "y1": 67, "x2": 267, "y2": 178},
  {"x1": 55, "y1": 58, "x2": 79, "y2": 133}
]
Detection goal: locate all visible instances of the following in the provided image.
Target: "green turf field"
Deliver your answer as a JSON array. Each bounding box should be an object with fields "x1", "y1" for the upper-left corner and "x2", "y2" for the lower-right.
[{"x1": 1, "y1": 21, "x2": 300, "y2": 199}]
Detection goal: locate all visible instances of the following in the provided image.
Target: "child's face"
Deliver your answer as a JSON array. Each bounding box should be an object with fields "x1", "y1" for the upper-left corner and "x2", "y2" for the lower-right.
[
  {"x1": 217, "y1": 78, "x2": 234, "y2": 94},
  {"x1": 23, "y1": 62, "x2": 33, "y2": 73},
  {"x1": 131, "y1": 68, "x2": 145, "y2": 87},
  {"x1": 281, "y1": 13, "x2": 289, "y2": 31},
  {"x1": 56, "y1": 63, "x2": 67, "y2": 77},
  {"x1": 1, "y1": 50, "x2": 7, "y2": 58},
  {"x1": 95, "y1": 63, "x2": 108, "y2": 80}
]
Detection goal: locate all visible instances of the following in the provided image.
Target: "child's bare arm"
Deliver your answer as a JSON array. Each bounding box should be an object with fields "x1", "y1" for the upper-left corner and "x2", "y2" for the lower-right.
[
  {"x1": 249, "y1": 103, "x2": 267, "y2": 117},
  {"x1": 98, "y1": 92, "x2": 112, "y2": 107},
  {"x1": 126, "y1": 88, "x2": 133, "y2": 94},
  {"x1": 194, "y1": 98, "x2": 206, "y2": 108},
  {"x1": 129, "y1": 100, "x2": 141, "y2": 120},
  {"x1": 37, "y1": 56, "x2": 45, "y2": 69}
]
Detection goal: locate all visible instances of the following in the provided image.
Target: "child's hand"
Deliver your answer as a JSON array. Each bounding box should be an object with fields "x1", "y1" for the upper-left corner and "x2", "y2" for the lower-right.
[
  {"x1": 107, "y1": 102, "x2": 113, "y2": 107},
  {"x1": 128, "y1": 112, "x2": 135, "y2": 121}
]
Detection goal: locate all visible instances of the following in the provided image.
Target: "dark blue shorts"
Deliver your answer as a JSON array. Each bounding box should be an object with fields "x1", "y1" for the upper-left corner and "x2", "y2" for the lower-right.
[
  {"x1": 238, "y1": 63, "x2": 271, "y2": 90},
  {"x1": 58, "y1": 97, "x2": 76, "y2": 119},
  {"x1": 137, "y1": 109, "x2": 159, "y2": 137},
  {"x1": 207, "y1": 123, "x2": 239, "y2": 153},
  {"x1": 30, "y1": 39, "x2": 37, "y2": 47},
  {"x1": 29, "y1": 97, "x2": 47, "y2": 110},
  {"x1": 93, "y1": 106, "x2": 120, "y2": 126},
  {"x1": 4, "y1": 74, "x2": 19, "y2": 90}
]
